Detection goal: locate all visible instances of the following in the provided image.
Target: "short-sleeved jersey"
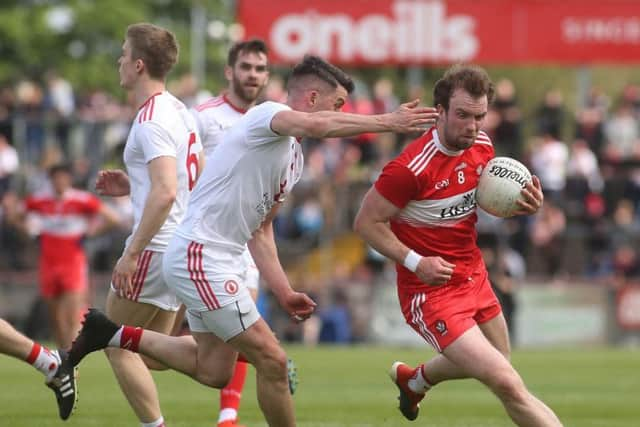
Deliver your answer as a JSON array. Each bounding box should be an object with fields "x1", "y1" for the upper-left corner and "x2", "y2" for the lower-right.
[
  {"x1": 374, "y1": 127, "x2": 494, "y2": 291},
  {"x1": 176, "y1": 101, "x2": 303, "y2": 255},
  {"x1": 191, "y1": 94, "x2": 246, "y2": 158},
  {"x1": 25, "y1": 189, "x2": 102, "y2": 262},
  {"x1": 124, "y1": 91, "x2": 202, "y2": 252}
]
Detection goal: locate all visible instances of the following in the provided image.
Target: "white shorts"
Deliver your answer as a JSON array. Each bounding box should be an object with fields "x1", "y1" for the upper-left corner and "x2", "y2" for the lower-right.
[
  {"x1": 162, "y1": 235, "x2": 255, "y2": 312},
  {"x1": 110, "y1": 249, "x2": 180, "y2": 311},
  {"x1": 242, "y1": 247, "x2": 260, "y2": 291},
  {"x1": 186, "y1": 291, "x2": 261, "y2": 341}
]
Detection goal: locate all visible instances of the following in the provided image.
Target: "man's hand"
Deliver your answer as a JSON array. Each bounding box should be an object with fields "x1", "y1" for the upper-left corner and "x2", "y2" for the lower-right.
[
  {"x1": 96, "y1": 169, "x2": 131, "y2": 197},
  {"x1": 279, "y1": 291, "x2": 317, "y2": 323},
  {"x1": 111, "y1": 251, "x2": 139, "y2": 298},
  {"x1": 513, "y1": 175, "x2": 544, "y2": 215},
  {"x1": 388, "y1": 100, "x2": 439, "y2": 134},
  {"x1": 415, "y1": 256, "x2": 456, "y2": 286}
]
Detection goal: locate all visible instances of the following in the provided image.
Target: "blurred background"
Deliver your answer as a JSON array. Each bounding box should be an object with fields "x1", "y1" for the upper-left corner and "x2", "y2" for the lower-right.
[{"x1": 1, "y1": 0, "x2": 640, "y2": 351}]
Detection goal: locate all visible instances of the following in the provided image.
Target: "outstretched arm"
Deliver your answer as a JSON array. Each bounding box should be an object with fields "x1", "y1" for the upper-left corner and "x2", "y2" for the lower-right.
[{"x1": 271, "y1": 99, "x2": 437, "y2": 139}]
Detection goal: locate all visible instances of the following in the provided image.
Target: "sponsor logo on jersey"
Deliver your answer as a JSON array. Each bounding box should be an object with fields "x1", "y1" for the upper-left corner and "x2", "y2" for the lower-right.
[
  {"x1": 225, "y1": 280, "x2": 239, "y2": 295},
  {"x1": 439, "y1": 190, "x2": 476, "y2": 219},
  {"x1": 455, "y1": 162, "x2": 467, "y2": 171},
  {"x1": 435, "y1": 179, "x2": 450, "y2": 190}
]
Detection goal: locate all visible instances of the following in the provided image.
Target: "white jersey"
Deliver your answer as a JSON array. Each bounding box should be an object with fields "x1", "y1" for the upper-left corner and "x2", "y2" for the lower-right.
[
  {"x1": 124, "y1": 91, "x2": 203, "y2": 252},
  {"x1": 191, "y1": 94, "x2": 246, "y2": 158},
  {"x1": 176, "y1": 101, "x2": 303, "y2": 255}
]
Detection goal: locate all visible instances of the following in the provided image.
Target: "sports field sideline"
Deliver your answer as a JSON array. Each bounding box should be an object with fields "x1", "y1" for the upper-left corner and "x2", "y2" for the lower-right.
[{"x1": 1, "y1": 345, "x2": 636, "y2": 426}]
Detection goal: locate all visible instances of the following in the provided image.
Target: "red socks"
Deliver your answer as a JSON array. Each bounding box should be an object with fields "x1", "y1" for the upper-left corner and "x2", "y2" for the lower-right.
[
  {"x1": 120, "y1": 326, "x2": 143, "y2": 352},
  {"x1": 220, "y1": 362, "x2": 248, "y2": 411}
]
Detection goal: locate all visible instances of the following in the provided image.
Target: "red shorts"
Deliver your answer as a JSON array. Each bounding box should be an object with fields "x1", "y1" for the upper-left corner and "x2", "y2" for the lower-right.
[
  {"x1": 398, "y1": 264, "x2": 501, "y2": 352},
  {"x1": 40, "y1": 258, "x2": 88, "y2": 299}
]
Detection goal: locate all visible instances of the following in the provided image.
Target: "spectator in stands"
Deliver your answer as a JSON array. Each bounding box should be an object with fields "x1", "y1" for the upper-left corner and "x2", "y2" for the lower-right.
[
  {"x1": 529, "y1": 133, "x2": 569, "y2": 204},
  {"x1": 528, "y1": 199, "x2": 567, "y2": 279},
  {"x1": 489, "y1": 78, "x2": 523, "y2": 159},
  {"x1": 0, "y1": 133, "x2": 18, "y2": 199},
  {"x1": 603, "y1": 101, "x2": 640, "y2": 163},
  {"x1": 44, "y1": 70, "x2": 76, "y2": 156},
  {"x1": 535, "y1": 88, "x2": 565, "y2": 140}
]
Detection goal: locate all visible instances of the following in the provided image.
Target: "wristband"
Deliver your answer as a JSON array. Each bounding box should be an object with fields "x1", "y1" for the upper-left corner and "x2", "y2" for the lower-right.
[{"x1": 403, "y1": 250, "x2": 422, "y2": 272}]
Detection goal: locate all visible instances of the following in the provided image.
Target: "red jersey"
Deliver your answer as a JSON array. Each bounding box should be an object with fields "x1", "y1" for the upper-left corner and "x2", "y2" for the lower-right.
[
  {"x1": 374, "y1": 127, "x2": 494, "y2": 291},
  {"x1": 25, "y1": 189, "x2": 102, "y2": 263}
]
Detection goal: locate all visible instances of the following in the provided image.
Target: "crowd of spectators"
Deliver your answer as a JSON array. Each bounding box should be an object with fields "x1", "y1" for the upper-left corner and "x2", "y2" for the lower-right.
[{"x1": 1, "y1": 70, "x2": 640, "y2": 344}]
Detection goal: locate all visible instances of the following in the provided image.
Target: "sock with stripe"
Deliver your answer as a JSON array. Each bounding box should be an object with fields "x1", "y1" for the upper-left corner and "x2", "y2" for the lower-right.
[
  {"x1": 26, "y1": 342, "x2": 60, "y2": 381},
  {"x1": 218, "y1": 361, "x2": 248, "y2": 423},
  {"x1": 141, "y1": 416, "x2": 165, "y2": 427},
  {"x1": 408, "y1": 364, "x2": 434, "y2": 394},
  {"x1": 108, "y1": 325, "x2": 143, "y2": 352}
]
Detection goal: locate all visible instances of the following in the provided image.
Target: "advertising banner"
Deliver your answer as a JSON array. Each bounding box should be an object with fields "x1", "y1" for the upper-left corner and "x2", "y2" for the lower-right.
[{"x1": 237, "y1": 0, "x2": 640, "y2": 65}]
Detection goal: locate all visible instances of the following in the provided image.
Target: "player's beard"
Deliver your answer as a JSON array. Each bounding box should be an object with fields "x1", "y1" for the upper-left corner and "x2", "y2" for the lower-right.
[
  {"x1": 442, "y1": 121, "x2": 475, "y2": 151},
  {"x1": 232, "y1": 77, "x2": 262, "y2": 104}
]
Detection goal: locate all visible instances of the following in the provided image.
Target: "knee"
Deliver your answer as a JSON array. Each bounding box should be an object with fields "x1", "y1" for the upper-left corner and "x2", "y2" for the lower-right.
[
  {"x1": 254, "y1": 345, "x2": 288, "y2": 381},
  {"x1": 488, "y1": 370, "x2": 528, "y2": 404},
  {"x1": 196, "y1": 368, "x2": 232, "y2": 389}
]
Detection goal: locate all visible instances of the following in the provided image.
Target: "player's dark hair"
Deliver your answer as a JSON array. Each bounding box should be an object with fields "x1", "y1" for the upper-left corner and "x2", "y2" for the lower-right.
[
  {"x1": 288, "y1": 55, "x2": 354, "y2": 94},
  {"x1": 227, "y1": 39, "x2": 269, "y2": 67},
  {"x1": 126, "y1": 23, "x2": 178, "y2": 80},
  {"x1": 433, "y1": 64, "x2": 495, "y2": 111},
  {"x1": 48, "y1": 162, "x2": 73, "y2": 177}
]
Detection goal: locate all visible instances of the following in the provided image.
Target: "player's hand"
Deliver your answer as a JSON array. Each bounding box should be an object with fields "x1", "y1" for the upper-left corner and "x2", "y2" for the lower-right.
[
  {"x1": 280, "y1": 291, "x2": 317, "y2": 323},
  {"x1": 96, "y1": 169, "x2": 131, "y2": 197},
  {"x1": 112, "y1": 251, "x2": 139, "y2": 298},
  {"x1": 388, "y1": 99, "x2": 438, "y2": 134},
  {"x1": 415, "y1": 256, "x2": 456, "y2": 286},
  {"x1": 513, "y1": 175, "x2": 544, "y2": 215}
]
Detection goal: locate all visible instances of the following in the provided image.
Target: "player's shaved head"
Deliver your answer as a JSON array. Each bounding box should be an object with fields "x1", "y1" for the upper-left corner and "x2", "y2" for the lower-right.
[{"x1": 287, "y1": 55, "x2": 354, "y2": 96}]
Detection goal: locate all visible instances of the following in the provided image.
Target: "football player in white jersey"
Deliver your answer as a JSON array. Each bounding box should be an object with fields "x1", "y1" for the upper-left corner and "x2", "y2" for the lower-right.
[
  {"x1": 70, "y1": 23, "x2": 204, "y2": 427},
  {"x1": 190, "y1": 39, "x2": 271, "y2": 427},
  {"x1": 69, "y1": 55, "x2": 438, "y2": 427}
]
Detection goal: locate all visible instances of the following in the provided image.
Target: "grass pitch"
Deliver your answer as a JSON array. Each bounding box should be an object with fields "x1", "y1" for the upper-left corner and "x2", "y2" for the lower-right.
[{"x1": 0, "y1": 345, "x2": 637, "y2": 426}]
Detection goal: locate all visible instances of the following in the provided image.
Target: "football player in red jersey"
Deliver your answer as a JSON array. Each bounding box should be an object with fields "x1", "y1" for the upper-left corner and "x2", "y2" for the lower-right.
[
  {"x1": 354, "y1": 64, "x2": 562, "y2": 427},
  {"x1": 8, "y1": 163, "x2": 120, "y2": 349}
]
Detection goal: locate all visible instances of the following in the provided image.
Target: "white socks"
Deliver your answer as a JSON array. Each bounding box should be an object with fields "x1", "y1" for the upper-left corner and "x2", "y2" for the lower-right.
[
  {"x1": 108, "y1": 326, "x2": 124, "y2": 347},
  {"x1": 29, "y1": 344, "x2": 60, "y2": 382},
  {"x1": 408, "y1": 364, "x2": 433, "y2": 394},
  {"x1": 218, "y1": 408, "x2": 238, "y2": 424},
  {"x1": 141, "y1": 416, "x2": 165, "y2": 427}
]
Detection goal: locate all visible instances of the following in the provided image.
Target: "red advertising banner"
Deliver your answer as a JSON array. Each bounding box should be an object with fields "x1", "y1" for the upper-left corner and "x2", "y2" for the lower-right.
[
  {"x1": 617, "y1": 285, "x2": 640, "y2": 330},
  {"x1": 237, "y1": 0, "x2": 640, "y2": 65}
]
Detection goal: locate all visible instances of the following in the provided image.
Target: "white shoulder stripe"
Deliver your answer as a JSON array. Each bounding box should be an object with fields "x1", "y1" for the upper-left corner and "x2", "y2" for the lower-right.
[
  {"x1": 407, "y1": 140, "x2": 434, "y2": 169},
  {"x1": 475, "y1": 139, "x2": 492, "y2": 146},
  {"x1": 411, "y1": 144, "x2": 439, "y2": 176},
  {"x1": 408, "y1": 142, "x2": 437, "y2": 176}
]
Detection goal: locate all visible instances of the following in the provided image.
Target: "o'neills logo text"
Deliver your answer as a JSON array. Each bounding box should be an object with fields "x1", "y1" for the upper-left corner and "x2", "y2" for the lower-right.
[
  {"x1": 270, "y1": 0, "x2": 479, "y2": 63},
  {"x1": 487, "y1": 165, "x2": 529, "y2": 188}
]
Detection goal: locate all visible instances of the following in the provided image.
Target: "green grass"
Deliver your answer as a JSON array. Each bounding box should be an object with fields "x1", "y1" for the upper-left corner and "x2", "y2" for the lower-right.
[{"x1": 1, "y1": 345, "x2": 637, "y2": 426}]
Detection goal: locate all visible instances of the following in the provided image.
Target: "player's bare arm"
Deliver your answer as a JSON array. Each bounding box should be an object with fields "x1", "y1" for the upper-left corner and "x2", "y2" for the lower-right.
[
  {"x1": 270, "y1": 100, "x2": 438, "y2": 139},
  {"x1": 112, "y1": 155, "x2": 177, "y2": 296},
  {"x1": 513, "y1": 175, "x2": 544, "y2": 216},
  {"x1": 95, "y1": 169, "x2": 131, "y2": 196},
  {"x1": 86, "y1": 203, "x2": 123, "y2": 237},
  {"x1": 247, "y1": 205, "x2": 316, "y2": 321},
  {"x1": 354, "y1": 187, "x2": 455, "y2": 285}
]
